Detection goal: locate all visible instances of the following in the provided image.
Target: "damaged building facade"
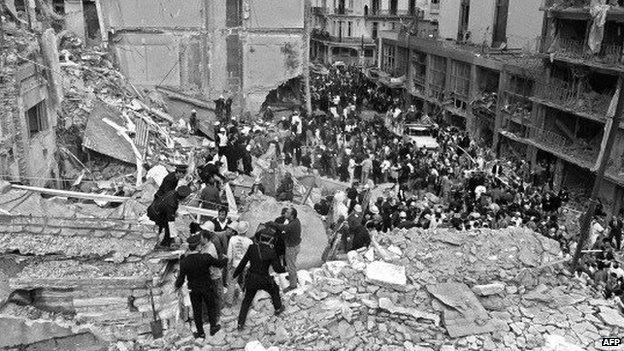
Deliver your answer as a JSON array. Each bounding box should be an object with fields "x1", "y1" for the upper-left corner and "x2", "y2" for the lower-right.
[
  {"x1": 310, "y1": 0, "x2": 438, "y2": 67},
  {"x1": 0, "y1": 26, "x2": 62, "y2": 187},
  {"x1": 92, "y1": 0, "x2": 306, "y2": 115},
  {"x1": 377, "y1": 0, "x2": 624, "y2": 215}
]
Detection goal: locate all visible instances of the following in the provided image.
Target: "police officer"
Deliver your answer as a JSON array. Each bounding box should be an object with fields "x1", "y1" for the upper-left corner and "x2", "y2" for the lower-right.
[{"x1": 175, "y1": 234, "x2": 227, "y2": 338}]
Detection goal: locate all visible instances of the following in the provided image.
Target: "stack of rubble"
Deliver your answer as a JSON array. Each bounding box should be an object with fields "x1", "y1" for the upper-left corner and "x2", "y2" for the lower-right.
[
  {"x1": 0, "y1": 187, "x2": 181, "y2": 344},
  {"x1": 56, "y1": 36, "x2": 204, "y2": 191},
  {"x1": 116, "y1": 226, "x2": 622, "y2": 351}
]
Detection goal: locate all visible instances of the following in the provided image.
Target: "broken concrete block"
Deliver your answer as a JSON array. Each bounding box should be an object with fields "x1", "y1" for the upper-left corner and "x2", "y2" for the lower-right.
[
  {"x1": 598, "y1": 306, "x2": 624, "y2": 329},
  {"x1": 378, "y1": 297, "x2": 440, "y2": 325},
  {"x1": 364, "y1": 247, "x2": 375, "y2": 261},
  {"x1": 365, "y1": 261, "x2": 406, "y2": 290},
  {"x1": 245, "y1": 341, "x2": 267, "y2": 351},
  {"x1": 297, "y1": 270, "x2": 313, "y2": 287},
  {"x1": 324, "y1": 261, "x2": 349, "y2": 277},
  {"x1": 472, "y1": 282, "x2": 505, "y2": 296},
  {"x1": 347, "y1": 251, "x2": 366, "y2": 271},
  {"x1": 543, "y1": 335, "x2": 584, "y2": 351}
]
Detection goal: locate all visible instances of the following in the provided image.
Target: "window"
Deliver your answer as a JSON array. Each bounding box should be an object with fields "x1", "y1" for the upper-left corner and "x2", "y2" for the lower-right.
[
  {"x1": 27, "y1": 101, "x2": 48, "y2": 137},
  {"x1": 364, "y1": 49, "x2": 374, "y2": 57},
  {"x1": 348, "y1": 21, "x2": 352, "y2": 37},
  {"x1": 429, "y1": 55, "x2": 446, "y2": 100},
  {"x1": 382, "y1": 45, "x2": 396, "y2": 73},
  {"x1": 449, "y1": 60, "x2": 471, "y2": 109},
  {"x1": 372, "y1": 22, "x2": 379, "y2": 39},
  {"x1": 409, "y1": 0, "x2": 416, "y2": 15},
  {"x1": 391, "y1": 22, "x2": 396, "y2": 30},
  {"x1": 390, "y1": 0, "x2": 398, "y2": 15},
  {"x1": 348, "y1": 0, "x2": 353, "y2": 10}
]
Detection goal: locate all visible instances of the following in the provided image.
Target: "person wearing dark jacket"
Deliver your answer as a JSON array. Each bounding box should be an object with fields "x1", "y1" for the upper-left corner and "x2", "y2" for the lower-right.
[
  {"x1": 233, "y1": 229, "x2": 285, "y2": 330},
  {"x1": 270, "y1": 207, "x2": 301, "y2": 293},
  {"x1": 148, "y1": 186, "x2": 191, "y2": 247},
  {"x1": 199, "y1": 161, "x2": 226, "y2": 184},
  {"x1": 154, "y1": 165, "x2": 187, "y2": 199},
  {"x1": 175, "y1": 234, "x2": 228, "y2": 338},
  {"x1": 275, "y1": 172, "x2": 294, "y2": 202}
]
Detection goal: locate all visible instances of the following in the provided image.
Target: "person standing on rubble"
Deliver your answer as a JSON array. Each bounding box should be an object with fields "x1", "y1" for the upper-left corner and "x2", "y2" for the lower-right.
[
  {"x1": 175, "y1": 234, "x2": 227, "y2": 339},
  {"x1": 233, "y1": 225, "x2": 285, "y2": 331},
  {"x1": 270, "y1": 207, "x2": 302, "y2": 293},
  {"x1": 147, "y1": 186, "x2": 191, "y2": 248},
  {"x1": 154, "y1": 164, "x2": 187, "y2": 199},
  {"x1": 214, "y1": 95, "x2": 226, "y2": 121},
  {"x1": 275, "y1": 172, "x2": 294, "y2": 202},
  {"x1": 189, "y1": 109, "x2": 198, "y2": 135}
]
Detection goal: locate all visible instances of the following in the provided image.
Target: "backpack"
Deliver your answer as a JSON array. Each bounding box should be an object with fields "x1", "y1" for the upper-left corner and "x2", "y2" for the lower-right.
[{"x1": 256, "y1": 224, "x2": 278, "y2": 260}]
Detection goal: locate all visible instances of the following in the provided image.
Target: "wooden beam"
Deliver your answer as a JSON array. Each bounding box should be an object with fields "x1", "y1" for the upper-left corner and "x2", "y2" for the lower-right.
[
  {"x1": 10, "y1": 184, "x2": 130, "y2": 203},
  {"x1": 179, "y1": 205, "x2": 240, "y2": 221},
  {"x1": 156, "y1": 86, "x2": 215, "y2": 110}
]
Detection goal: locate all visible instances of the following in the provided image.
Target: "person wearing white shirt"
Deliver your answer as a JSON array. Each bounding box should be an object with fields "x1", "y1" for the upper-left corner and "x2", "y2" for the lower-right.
[{"x1": 227, "y1": 222, "x2": 253, "y2": 300}]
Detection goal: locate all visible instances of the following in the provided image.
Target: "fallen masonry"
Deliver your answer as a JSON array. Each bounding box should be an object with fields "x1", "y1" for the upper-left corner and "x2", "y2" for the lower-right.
[
  {"x1": 0, "y1": 180, "x2": 622, "y2": 350},
  {"x1": 96, "y1": 227, "x2": 624, "y2": 350}
]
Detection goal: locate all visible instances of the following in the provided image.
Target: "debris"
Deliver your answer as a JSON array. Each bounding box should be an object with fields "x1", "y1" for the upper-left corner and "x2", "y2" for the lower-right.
[
  {"x1": 472, "y1": 282, "x2": 506, "y2": 296},
  {"x1": 365, "y1": 261, "x2": 406, "y2": 290},
  {"x1": 427, "y1": 282, "x2": 506, "y2": 338}
]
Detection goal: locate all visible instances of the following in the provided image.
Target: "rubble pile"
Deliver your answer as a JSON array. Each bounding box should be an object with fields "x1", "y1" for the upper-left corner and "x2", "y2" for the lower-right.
[
  {"x1": 115, "y1": 226, "x2": 621, "y2": 351},
  {"x1": 0, "y1": 188, "x2": 182, "y2": 346},
  {"x1": 56, "y1": 37, "x2": 203, "y2": 191}
]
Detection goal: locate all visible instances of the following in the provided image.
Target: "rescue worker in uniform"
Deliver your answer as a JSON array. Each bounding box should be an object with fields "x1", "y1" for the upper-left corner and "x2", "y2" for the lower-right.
[{"x1": 175, "y1": 234, "x2": 228, "y2": 339}]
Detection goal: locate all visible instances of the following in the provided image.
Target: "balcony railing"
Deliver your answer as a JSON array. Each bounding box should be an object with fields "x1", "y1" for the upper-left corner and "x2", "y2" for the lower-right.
[
  {"x1": 367, "y1": 9, "x2": 412, "y2": 17},
  {"x1": 533, "y1": 80, "x2": 612, "y2": 120},
  {"x1": 538, "y1": 35, "x2": 624, "y2": 67}
]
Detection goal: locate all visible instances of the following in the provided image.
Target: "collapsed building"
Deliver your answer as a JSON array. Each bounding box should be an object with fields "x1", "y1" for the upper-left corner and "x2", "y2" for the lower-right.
[{"x1": 92, "y1": 0, "x2": 308, "y2": 115}]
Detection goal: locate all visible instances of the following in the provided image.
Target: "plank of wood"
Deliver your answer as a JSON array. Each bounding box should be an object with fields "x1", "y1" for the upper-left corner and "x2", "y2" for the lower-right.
[
  {"x1": 10, "y1": 184, "x2": 130, "y2": 203},
  {"x1": 156, "y1": 86, "x2": 215, "y2": 110},
  {"x1": 178, "y1": 205, "x2": 240, "y2": 220},
  {"x1": 223, "y1": 182, "x2": 238, "y2": 215}
]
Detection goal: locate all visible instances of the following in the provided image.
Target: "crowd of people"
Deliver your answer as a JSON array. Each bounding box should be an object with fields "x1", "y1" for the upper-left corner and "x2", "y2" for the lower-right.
[{"x1": 155, "y1": 63, "x2": 624, "y2": 339}]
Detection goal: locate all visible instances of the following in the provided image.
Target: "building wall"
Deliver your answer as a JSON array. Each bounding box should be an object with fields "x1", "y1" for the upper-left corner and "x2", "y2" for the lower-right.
[
  {"x1": 438, "y1": 0, "x2": 460, "y2": 40},
  {"x1": 17, "y1": 66, "x2": 58, "y2": 187},
  {"x1": 99, "y1": 0, "x2": 306, "y2": 115},
  {"x1": 246, "y1": 0, "x2": 304, "y2": 28},
  {"x1": 467, "y1": 0, "x2": 496, "y2": 47},
  {"x1": 98, "y1": 0, "x2": 204, "y2": 29},
  {"x1": 506, "y1": 0, "x2": 542, "y2": 50},
  {"x1": 243, "y1": 33, "x2": 305, "y2": 112}
]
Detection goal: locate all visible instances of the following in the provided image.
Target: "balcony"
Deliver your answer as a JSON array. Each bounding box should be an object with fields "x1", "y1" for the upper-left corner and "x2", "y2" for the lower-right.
[
  {"x1": 532, "y1": 80, "x2": 612, "y2": 123},
  {"x1": 538, "y1": 35, "x2": 624, "y2": 70},
  {"x1": 502, "y1": 124, "x2": 599, "y2": 169},
  {"x1": 366, "y1": 9, "x2": 414, "y2": 18}
]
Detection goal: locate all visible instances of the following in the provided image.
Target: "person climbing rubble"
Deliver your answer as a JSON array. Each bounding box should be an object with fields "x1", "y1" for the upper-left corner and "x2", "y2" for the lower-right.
[
  {"x1": 154, "y1": 164, "x2": 187, "y2": 200},
  {"x1": 226, "y1": 221, "x2": 252, "y2": 301},
  {"x1": 275, "y1": 172, "x2": 294, "y2": 202},
  {"x1": 233, "y1": 224, "x2": 285, "y2": 331},
  {"x1": 175, "y1": 234, "x2": 228, "y2": 339},
  {"x1": 147, "y1": 185, "x2": 191, "y2": 248}
]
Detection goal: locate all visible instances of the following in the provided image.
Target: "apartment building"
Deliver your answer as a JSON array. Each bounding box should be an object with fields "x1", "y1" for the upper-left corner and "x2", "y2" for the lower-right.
[
  {"x1": 378, "y1": 0, "x2": 624, "y2": 215},
  {"x1": 497, "y1": 0, "x2": 624, "y2": 215},
  {"x1": 310, "y1": 0, "x2": 436, "y2": 66}
]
